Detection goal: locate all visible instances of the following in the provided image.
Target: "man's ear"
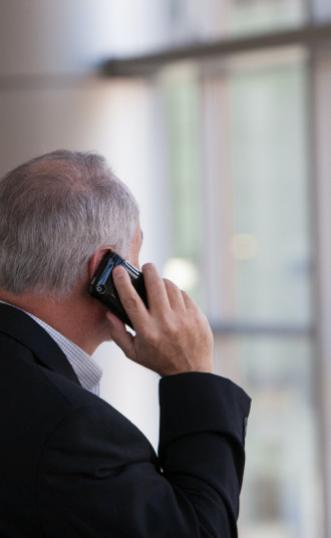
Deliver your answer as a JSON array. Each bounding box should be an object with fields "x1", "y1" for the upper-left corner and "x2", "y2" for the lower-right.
[{"x1": 88, "y1": 248, "x2": 112, "y2": 280}]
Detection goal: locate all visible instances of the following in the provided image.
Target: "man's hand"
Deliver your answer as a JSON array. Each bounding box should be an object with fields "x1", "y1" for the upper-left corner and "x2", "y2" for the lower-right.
[{"x1": 106, "y1": 263, "x2": 214, "y2": 377}]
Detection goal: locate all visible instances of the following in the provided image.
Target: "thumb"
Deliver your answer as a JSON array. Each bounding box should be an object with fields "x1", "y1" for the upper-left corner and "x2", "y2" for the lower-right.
[{"x1": 106, "y1": 311, "x2": 136, "y2": 359}]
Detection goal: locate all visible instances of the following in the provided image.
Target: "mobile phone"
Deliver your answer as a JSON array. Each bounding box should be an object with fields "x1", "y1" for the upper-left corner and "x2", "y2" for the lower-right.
[{"x1": 89, "y1": 251, "x2": 148, "y2": 328}]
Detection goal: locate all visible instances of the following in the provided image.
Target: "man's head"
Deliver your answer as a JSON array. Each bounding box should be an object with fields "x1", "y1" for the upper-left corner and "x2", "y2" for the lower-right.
[
  {"x1": 0, "y1": 150, "x2": 142, "y2": 353},
  {"x1": 0, "y1": 150, "x2": 140, "y2": 296}
]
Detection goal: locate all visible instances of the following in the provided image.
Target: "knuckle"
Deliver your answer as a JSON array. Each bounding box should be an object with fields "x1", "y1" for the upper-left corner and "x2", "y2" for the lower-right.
[
  {"x1": 125, "y1": 295, "x2": 139, "y2": 311},
  {"x1": 139, "y1": 320, "x2": 157, "y2": 340},
  {"x1": 146, "y1": 329, "x2": 159, "y2": 346},
  {"x1": 163, "y1": 323, "x2": 174, "y2": 337},
  {"x1": 163, "y1": 317, "x2": 180, "y2": 336}
]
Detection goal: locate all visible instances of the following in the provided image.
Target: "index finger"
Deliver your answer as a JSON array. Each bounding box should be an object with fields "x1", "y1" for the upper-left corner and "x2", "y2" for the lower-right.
[{"x1": 112, "y1": 266, "x2": 149, "y2": 330}]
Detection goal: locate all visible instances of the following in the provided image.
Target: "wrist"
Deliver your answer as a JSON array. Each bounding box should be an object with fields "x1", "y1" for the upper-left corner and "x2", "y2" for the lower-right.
[{"x1": 160, "y1": 365, "x2": 214, "y2": 377}]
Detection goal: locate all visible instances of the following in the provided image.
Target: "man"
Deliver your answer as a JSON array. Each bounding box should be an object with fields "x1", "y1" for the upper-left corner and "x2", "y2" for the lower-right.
[{"x1": 0, "y1": 150, "x2": 251, "y2": 537}]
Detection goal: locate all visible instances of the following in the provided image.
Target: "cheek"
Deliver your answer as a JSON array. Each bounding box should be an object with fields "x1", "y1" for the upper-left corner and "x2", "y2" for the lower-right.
[
  {"x1": 128, "y1": 244, "x2": 142, "y2": 269},
  {"x1": 131, "y1": 253, "x2": 141, "y2": 269}
]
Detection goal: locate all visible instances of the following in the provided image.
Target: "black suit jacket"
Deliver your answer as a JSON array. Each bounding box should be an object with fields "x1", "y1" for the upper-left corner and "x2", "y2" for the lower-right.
[{"x1": 0, "y1": 303, "x2": 251, "y2": 537}]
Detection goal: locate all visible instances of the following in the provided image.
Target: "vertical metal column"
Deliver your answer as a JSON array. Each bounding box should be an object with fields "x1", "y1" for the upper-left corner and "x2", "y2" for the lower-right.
[{"x1": 310, "y1": 45, "x2": 331, "y2": 537}]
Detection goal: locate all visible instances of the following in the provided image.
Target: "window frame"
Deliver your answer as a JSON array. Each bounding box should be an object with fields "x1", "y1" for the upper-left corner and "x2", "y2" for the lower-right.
[{"x1": 103, "y1": 14, "x2": 331, "y2": 537}]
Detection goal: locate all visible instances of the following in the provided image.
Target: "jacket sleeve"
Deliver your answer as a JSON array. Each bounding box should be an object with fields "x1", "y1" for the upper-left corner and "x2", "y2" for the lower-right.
[{"x1": 38, "y1": 372, "x2": 251, "y2": 538}]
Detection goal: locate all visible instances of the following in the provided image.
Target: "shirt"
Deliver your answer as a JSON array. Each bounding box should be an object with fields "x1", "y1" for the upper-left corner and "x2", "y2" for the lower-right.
[{"x1": 0, "y1": 301, "x2": 103, "y2": 396}]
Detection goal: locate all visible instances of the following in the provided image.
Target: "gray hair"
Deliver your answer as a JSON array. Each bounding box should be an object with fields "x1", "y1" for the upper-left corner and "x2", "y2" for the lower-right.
[{"x1": 0, "y1": 150, "x2": 139, "y2": 296}]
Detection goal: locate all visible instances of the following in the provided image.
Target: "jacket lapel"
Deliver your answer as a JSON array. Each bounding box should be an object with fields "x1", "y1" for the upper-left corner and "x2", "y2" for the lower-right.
[{"x1": 0, "y1": 303, "x2": 80, "y2": 385}]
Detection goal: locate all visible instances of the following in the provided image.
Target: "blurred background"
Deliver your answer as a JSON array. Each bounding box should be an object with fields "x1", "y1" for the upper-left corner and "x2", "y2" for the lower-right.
[{"x1": 1, "y1": 1, "x2": 331, "y2": 536}]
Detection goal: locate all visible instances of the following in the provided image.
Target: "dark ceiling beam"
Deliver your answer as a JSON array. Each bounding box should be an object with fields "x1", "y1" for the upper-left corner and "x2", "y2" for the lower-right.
[{"x1": 101, "y1": 22, "x2": 331, "y2": 77}]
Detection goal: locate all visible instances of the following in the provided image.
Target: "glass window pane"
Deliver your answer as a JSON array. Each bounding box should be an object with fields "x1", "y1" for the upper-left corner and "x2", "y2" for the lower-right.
[
  {"x1": 214, "y1": 336, "x2": 323, "y2": 538},
  {"x1": 202, "y1": 50, "x2": 312, "y2": 325},
  {"x1": 228, "y1": 51, "x2": 311, "y2": 325},
  {"x1": 162, "y1": 51, "x2": 312, "y2": 325}
]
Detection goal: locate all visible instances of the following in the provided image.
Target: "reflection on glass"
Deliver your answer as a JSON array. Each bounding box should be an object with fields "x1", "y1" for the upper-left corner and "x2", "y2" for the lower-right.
[{"x1": 214, "y1": 336, "x2": 323, "y2": 538}]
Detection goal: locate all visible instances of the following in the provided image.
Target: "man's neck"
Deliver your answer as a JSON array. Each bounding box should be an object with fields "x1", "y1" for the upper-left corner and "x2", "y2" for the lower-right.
[{"x1": 0, "y1": 289, "x2": 105, "y2": 355}]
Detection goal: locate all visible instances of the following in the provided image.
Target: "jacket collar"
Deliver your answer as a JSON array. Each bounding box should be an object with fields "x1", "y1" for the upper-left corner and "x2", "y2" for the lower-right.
[{"x1": 0, "y1": 303, "x2": 80, "y2": 385}]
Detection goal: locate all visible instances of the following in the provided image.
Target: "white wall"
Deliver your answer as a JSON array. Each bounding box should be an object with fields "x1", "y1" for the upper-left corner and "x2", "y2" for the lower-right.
[{"x1": 0, "y1": 1, "x2": 170, "y2": 448}]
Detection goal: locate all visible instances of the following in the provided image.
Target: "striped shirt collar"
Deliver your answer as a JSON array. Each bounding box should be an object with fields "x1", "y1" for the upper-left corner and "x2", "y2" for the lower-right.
[{"x1": 0, "y1": 301, "x2": 103, "y2": 396}]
